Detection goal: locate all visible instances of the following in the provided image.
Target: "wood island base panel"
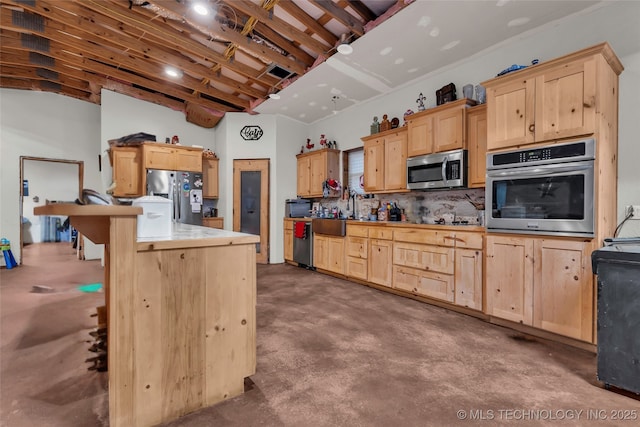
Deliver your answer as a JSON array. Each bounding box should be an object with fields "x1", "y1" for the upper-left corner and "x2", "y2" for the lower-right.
[{"x1": 34, "y1": 204, "x2": 259, "y2": 427}]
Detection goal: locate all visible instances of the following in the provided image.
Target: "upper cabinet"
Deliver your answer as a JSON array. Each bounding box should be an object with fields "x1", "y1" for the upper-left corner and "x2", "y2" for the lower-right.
[
  {"x1": 483, "y1": 42, "x2": 624, "y2": 151},
  {"x1": 202, "y1": 158, "x2": 219, "y2": 198},
  {"x1": 142, "y1": 143, "x2": 203, "y2": 172},
  {"x1": 466, "y1": 105, "x2": 488, "y2": 188},
  {"x1": 111, "y1": 146, "x2": 143, "y2": 197},
  {"x1": 361, "y1": 128, "x2": 408, "y2": 193},
  {"x1": 296, "y1": 148, "x2": 340, "y2": 198},
  {"x1": 406, "y1": 99, "x2": 476, "y2": 157}
]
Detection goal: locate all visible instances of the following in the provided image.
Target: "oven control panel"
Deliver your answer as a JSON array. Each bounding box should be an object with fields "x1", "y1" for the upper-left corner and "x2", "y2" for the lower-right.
[{"x1": 488, "y1": 138, "x2": 595, "y2": 169}]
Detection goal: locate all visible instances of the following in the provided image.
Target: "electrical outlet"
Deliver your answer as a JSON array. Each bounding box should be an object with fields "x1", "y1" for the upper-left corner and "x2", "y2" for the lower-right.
[{"x1": 626, "y1": 205, "x2": 640, "y2": 219}]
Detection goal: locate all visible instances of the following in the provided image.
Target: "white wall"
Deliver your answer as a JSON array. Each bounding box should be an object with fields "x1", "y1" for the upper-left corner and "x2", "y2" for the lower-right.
[{"x1": 0, "y1": 89, "x2": 102, "y2": 265}]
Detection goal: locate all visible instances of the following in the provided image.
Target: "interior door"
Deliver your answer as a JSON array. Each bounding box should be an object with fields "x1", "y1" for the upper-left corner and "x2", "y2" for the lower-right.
[{"x1": 233, "y1": 159, "x2": 269, "y2": 264}]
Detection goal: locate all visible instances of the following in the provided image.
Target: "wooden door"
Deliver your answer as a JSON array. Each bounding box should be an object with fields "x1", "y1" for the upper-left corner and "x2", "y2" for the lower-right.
[
  {"x1": 327, "y1": 237, "x2": 345, "y2": 274},
  {"x1": 407, "y1": 113, "x2": 434, "y2": 157},
  {"x1": 296, "y1": 156, "x2": 310, "y2": 197},
  {"x1": 202, "y1": 158, "x2": 219, "y2": 198},
  {"x1": 533, "y1": 239, "x2": 592, "y2": 341},
  {"x1": 233, "y1": 159, "x2": 269, "y2": 264},
  {"x1": 112, "y1": 147, "x2": 143, "y2": 197},
  {"x1": 368, "y1": 239, "x2": 392, "y2": 287},
  {"x1": 535, "y1": 59, "x2": 596, "y2": 142},
  {"x1": 487, "y1": 78, "x2": 535, "y2": 150},
  {"x1": 384, "y1": 130, "x2": 408, "y2": 191},
  {"x1": 485, "y1": 235, "x2": 533, "y2": 324},
  {"x1": 434, "y1": 107, "x2": 464, "y2": 152},
  {"x1": 466, "y1": 105, "x2": 487, "y2": 188},
  {"x1": 363, "y1": 138, "x2": 385, "y2": 192},
  {"x1": 454, "y1": 248, "x2": 483, "y2": 310},
  {"x1": 313, "y1": 234, "x2": 328, "y2": 270},
  {"x1": 309, "y1": 151, "x2": 326, "y2": 197}
]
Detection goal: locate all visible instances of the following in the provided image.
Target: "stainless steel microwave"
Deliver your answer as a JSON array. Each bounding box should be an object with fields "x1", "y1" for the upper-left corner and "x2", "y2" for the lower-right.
[{"x1": 407, "y1": 149, "x2": 467, "y2": 190}]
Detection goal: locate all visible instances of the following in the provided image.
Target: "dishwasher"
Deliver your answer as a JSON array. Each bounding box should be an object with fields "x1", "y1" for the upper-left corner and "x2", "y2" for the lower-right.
[{"x1": 293, "y1": 220, "x2": 313, "y2": 268}]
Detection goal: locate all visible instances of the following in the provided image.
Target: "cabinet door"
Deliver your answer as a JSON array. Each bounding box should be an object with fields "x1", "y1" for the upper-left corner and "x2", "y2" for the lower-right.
[
  {"x1": 487, "y1": 78, "x2": 535, "y2": 150},
  {"x1": 368, "y1": 239, "x2": 392, "y2": 287},
  {"x1": 407, "y1": 114, "x2": 434, "y2": 157},
  {"x1": 144, "y1": 145, "x2": 176, "y2": 170},
  {"x1": 384, "y1": 131, "x2": 408, "y2": 191},
  {"x1": 363, "y1": 138, "x2": 385, "y2": 192},
  {"x1": 112, "y1": 147, "x2": 143, "y2": 197},
  {"x1": 535, "y1": 59, "x2": 596, "y2": 142},
  {"x1": 346, "y1": 236, "x2": 368, "y2": 258},
  {"x1": 297, "y1": 156, "x2": 310, "y2": 197},
  {"x1": 346, "y1": 256, "x2": 368, "y2": 280},
  {"x1": 466, "y1": 105, "x2": 487, "y2": 188},
  {"x1": 202, "y1": 158, "x2": 219, "y2": 198},
  {"x1": 454, "y1": 249, "x2": 483, "y2": 310},
  {"x1": 434, "y1": 107, "x2": 465, "y2": 152},
  {"x1": 485, "y1": 236, "x2": 533, "y2": 324},
  {"x1": 284, "y1": 229, "x2": 293, "y2": 261},
  {"x1": 393, "y1": 266, "x2": 454, "y2": 302},
  {"x1": 327, "y1": 237, "x2": 345, "y2": 274},
  {"x1": 313, "y1": 235, "x2": 328, "y2": 270},
  {"x1": 309, "y1": 152, "x2": 326, "y2": 197},
  {"x1": 393, "y1": 242, "x2": 454, "y2": 274},
  {"x1": 533, "y1": 239, "x2": 591, "y2": 341},
  {"x1": 176, "y1": 149, "x2": 202, "y2": 172}
]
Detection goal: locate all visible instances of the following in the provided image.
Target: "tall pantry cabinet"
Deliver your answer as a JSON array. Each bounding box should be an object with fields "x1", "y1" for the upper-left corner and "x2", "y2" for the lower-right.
[{"x1": 482, "y1": 42, "x2": 623, "y2": 343}]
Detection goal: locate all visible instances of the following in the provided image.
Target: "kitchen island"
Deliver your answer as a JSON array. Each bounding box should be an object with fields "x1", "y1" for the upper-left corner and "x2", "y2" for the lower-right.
[{"x1": 34, "y1": 204, "x2": 259, "y2": 427}]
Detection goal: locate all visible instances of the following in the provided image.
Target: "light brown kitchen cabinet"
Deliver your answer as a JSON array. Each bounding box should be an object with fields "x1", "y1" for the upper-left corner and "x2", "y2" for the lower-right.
[
  {"x1": 202, "y1": 217, "x2": 224, "y2": 229},
  {"x1": 368, "y1": 229, "x2": 393, "y2": 287},
  {"x1": 466, "y1": 105, "x2": 487, "y2": 188},
  {"x1": 346, "y1": 225, "x2": 368, "y2": 281},
  {"x1": 313, "y1": 234, "x2": 329, "y2": 270},
  {"x1": 202, "y1": 158, "x2": 219, "y2": 198},
  {"x1": 313, "y1": 234, "x2": 344, "y2": 274},
  {"x1": 111, "y1": 146, "x2": 143, "y2": 197},
  {"x1": 483, "y1": 43, "x2": 623, "y2": 151},
  {"x1": 405, "y1": 99, "x2": 475, "y2": 157},
  {"x1": 142, "y1": 143, "x2": 202, "y2": 172},
  {"x1": 283, "y1": 219, "x2": 294, "y2": 263},
  {"x1": 454, "y1": 248, "x2": 483, "y2": 310},
  {"x1": 361, "y1": 128, "x2": 408, "y2": 193},
  {"x1": 393, "y1": 266, "x2": 455, "y2": 303},
  {"x1": 485, "y1": 235, "x2": 592, "y2": 342},
  {"x1": 296, "y1": 148, "x2": 340, "y2": 198}
]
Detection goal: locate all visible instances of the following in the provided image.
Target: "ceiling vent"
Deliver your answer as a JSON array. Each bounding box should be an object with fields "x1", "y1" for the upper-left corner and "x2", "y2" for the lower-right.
[
  {"x1": 265, "y1": 63, "x2": 295, "y2": 80},
  {"x1": 21, "y1": 33, "x2": 49, "y2": 52},
  {"x1": 36, "y1": 68, "x2": 58, "y2": 80},
  {"x1": 12, "y1": 10, "x2": 44, "y2": 32},
  {"x1": 29, "y1": 52, "x2": 55, "y2": 67}
]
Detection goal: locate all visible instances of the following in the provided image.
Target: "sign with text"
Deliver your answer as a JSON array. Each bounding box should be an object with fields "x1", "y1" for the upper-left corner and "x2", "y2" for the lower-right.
[{"x1": 240, "y1": 126, "x2": 263, "y2": 141}]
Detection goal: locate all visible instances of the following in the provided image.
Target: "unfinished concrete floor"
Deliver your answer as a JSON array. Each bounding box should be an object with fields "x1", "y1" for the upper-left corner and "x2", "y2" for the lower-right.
[{"x1": 2, "y1": 243, "x2": 639, "y2": 426}]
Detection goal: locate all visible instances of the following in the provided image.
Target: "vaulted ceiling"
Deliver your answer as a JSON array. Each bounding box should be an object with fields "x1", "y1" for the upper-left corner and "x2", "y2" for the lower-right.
[{"x1": 0, "y1": 0, "x2": 400, "y2": 128}]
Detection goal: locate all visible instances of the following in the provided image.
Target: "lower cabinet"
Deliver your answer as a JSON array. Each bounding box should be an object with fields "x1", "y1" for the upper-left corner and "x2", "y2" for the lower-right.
[
  {"x1": 368, "y1": 239, "x2": 393, "y2": 287},
  {"x1": 485, "y1": 235, "x2": 592, "y2": 342},
  {"x1": 283, "y1": 220, "x2": 293, "y2": 262},
  {"x1": 393, "y1": 265, "x2": 455, "y2": 302},
  {"x1": 314, "y1": 234, "x2": 345, "y2": 275},
  {"x1": 454, "y1": 248, "x2": 483, "y2": 310},
  {"x1": 346, "y1": 232, "x2": 368, "y2": 281}
]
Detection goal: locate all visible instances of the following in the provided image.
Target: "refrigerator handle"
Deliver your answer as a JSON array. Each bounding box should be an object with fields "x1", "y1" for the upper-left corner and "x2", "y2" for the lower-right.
[{"x1": 175, "y1": 175, "x2": 181, "y2": 221}]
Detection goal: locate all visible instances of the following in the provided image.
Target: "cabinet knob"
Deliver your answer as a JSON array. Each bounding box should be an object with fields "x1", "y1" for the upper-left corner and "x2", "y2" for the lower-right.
[{"x1": 528, "y1": 124, "x2": 535, "y2": 133}]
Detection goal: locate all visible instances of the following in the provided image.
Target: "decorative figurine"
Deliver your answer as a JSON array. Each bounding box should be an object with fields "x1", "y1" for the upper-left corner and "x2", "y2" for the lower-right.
[
  {"x1": 306, "y1": 138, "x2": 314, "y2": 150},
  {"x1": 416, "y1": 93, "x2": 426, "y2": 111},
  {"x1": 391, "y1": 117, "x2": 400, "y2": 129},
  {"x1": 370, "y1": 116, "x2": 380, "y2": 135},
  {"x1": 300, "y1": 145, "x2": 304, "y2": 154},
  {"x1": 403, "y1": 109, "x2": 414, "y2": 126},
  {"x1": 380, "y1": 114, "x2": 391, "y2": 132},
  {"x1": 319, "y1": 134, "x2": 327, "y2": 147}
]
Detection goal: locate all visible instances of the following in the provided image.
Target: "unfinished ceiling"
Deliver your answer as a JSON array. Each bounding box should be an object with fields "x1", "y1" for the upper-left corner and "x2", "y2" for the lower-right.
[{"x1": 0, "y1": 0, "x2": 400, "y2": 128}]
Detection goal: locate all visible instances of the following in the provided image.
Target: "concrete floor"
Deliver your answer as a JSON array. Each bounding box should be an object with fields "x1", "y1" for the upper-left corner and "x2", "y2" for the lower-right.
[{"x1": 2, "y1": 243, "x2": 639, "y2": 426}]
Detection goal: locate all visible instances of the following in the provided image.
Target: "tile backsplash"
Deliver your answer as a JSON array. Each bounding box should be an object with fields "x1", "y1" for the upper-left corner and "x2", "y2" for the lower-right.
[{"x1": 316, "y1": 188, "x2": 485, "y2": 224}]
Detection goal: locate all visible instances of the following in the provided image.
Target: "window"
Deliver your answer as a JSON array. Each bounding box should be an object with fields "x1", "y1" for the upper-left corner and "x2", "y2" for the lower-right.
[{"x1": 344, "y1": 148, "x2": 365, "y2": 195}]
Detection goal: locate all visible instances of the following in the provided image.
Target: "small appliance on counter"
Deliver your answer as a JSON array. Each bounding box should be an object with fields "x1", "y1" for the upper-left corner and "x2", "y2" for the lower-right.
[
  {"x1": 133, "y1": 195, "x2": 172, "y2": 239},
  {"x1": 285, "y1": 198, "x2": 311, "y2": 218}
]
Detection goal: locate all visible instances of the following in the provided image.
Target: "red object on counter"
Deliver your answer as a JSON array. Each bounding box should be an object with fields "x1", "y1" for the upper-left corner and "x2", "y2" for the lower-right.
[{"x1": 294, "y1": 222, "x2": 307, "y2": 239}]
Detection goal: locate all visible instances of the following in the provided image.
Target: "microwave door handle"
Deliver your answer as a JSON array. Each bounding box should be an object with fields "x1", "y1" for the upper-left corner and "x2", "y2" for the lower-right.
[
  {"x1": 441, "y1": 156, "x2": 448, "y2": 183},
  {"x1": 487, "y1": 163, "x2": 592, "y2": 177}
]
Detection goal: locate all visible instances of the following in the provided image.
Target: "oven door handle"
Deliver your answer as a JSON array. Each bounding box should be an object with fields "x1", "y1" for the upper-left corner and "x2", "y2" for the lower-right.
[
  {"x1": 441, "y1": 156, "x2": 448, "y2": 184},
  {"x1": 487, "y1": 162, "x2": 592, "y2": 178}
]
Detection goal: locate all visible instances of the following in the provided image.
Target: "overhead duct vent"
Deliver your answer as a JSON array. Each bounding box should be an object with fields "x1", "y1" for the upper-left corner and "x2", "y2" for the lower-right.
[
  {"x1": 12, "y1": 10, "x2": 44, "y2": 32},
  {"x1": 36, "y1": 68, "x2": 59, "y2": 80},
  {"x1": 21, "y1": 33, "x2": 50, "y2": 52},
  {"x1": 265, "y1": 63, "x2": 295, "y2": 80},
  {"x1": 29, "y1": 52, "x2": 55, "y2": 67},
  {"x1": 40, "y1": 81, "x2": 61, "y2": 91}
]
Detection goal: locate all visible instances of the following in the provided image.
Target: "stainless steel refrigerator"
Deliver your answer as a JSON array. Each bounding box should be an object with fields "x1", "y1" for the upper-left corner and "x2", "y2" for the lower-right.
[{"x1": 146, "y1": 170, "x2": 203, "y2": 226}]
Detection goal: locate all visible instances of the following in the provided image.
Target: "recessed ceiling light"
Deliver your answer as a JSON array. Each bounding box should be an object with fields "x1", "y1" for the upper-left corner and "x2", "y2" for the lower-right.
[
  {"x1": 268, "y1": 93, "x2": 280, "y2": 100},
  {"x1": 337, "y1": 43, "x2": 353, "y2": 55},
  {"x1": 165, "y1": 67, "x2": 182, "y2": 78},
  {"x1": 380, "y1": 47, "x2": 392, "y2": 56},
  {"x1": 395, "y1": 58, "x2": 404, "y2": 65},
  {"x1": 441, "y1": 40, "x2": 460, "y2": 51},
  {"x1": 508, "y1": 17, "x2": 530, "y2": 27},
  {"x1": 429, "y1": 27, "x2": 440, "y2": 37},
  {"x1": 418, "y1": 16, "x2": 431, "y2": 28},
  {"x1": 193, "y1": 3, "x2": 209, "y2": 16}
]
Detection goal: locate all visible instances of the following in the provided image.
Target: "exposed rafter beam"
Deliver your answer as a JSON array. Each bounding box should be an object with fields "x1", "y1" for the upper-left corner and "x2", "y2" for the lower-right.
[{"x1": 311, "y1": 0, "x2": 365, "y2": 36}]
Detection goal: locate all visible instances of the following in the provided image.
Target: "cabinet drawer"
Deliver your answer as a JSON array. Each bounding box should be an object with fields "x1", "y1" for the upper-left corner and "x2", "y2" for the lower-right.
[
  {"x1": 176, "y1": 148, "x2": 203, "y2": 172},
  {"x1": 455, "y1": 232, "x2": 483, "y2": 250},
  {"x1": 369, "y1": 227, "x2": 393, "y2": 240},
  {"x1": 346, "y1": 236, "x2": 368, "y2": 258},
  {"x1": 393, "y1": 265, "x2": 454, "y2": 302},
  {"x1": 202, "y1": 217, "x2": 224, "y2": 229},
  {"x1": 346, "y1": 256, "x2": 368, "y2": 281},
  {"x1": 393, "y1": 242, "x2": 454, "y2": 274},
  {"x1": 394, "y1": 229, "x2": 455, "y2": 247},
  {"x1": 347, "y1": 224, "x2": 369, "y2": 237}
]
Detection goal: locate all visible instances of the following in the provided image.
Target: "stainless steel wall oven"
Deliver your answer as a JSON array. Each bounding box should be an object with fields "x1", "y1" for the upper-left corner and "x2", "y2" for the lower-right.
[{"x1": 486, "y1": 138, "x2": 595, "y2": 237}]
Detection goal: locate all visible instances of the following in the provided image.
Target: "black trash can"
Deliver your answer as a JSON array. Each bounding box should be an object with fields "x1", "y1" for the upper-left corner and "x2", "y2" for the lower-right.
[{"x1": 592, "y1": 243, "x2": 640, "y2": 394}]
